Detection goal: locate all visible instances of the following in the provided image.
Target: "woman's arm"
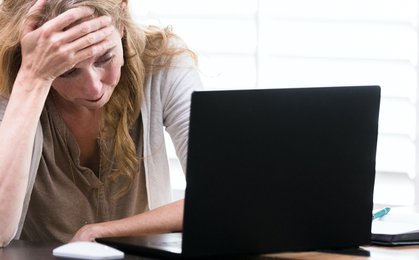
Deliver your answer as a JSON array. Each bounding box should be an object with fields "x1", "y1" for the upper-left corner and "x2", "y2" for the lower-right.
[
  {"x1": 162, "y1": 51, "x2": 204, "y2": 171},
  {"x1": 0, "y1": 77, "x2": 51, "y2": 246},
  {"x1": 71, "y1": 199, "x2": 184, "y2": 241}
]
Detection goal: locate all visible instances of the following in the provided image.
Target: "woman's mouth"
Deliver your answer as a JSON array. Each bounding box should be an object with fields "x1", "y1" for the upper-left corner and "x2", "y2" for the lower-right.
[{"x1": 86, "y1": 93, "x2": 104, "y2": 102}]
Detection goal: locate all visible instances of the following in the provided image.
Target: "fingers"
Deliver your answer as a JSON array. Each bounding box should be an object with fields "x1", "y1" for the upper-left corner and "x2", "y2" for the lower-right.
[
  {"x1": 22, "y1": 0, "x2": 47, "y2": 35},
  {"x1": 53, "y1": 15, "x2": 115, "y2": 66},
  {"x1": 73, "y1": 36, "x2": 117, "y2": 65},
  {"x1": 60, "y1": 15, "x2": 113, "y2": 44},
  {"x1": 42, "y1": 6, "x2": 95, "y2": 35},
  {"x1": 22, "y1": 4, "x2": 97, "y2": 40},
  {"x1": 42, "y1": 7, "x2": 114, "y2": 59},
  {"x1": 71, "y1": 26, "x2": 115, "y2": 54}
]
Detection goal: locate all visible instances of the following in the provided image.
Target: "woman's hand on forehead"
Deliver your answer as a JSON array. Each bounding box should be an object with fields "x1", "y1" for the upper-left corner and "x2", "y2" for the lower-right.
[{"x1": 19, "y1": 0, "x2": 116, "y2": 84}]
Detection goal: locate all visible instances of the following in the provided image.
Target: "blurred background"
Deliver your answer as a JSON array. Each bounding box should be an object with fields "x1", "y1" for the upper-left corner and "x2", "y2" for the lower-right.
[{"x1": 130, "y1": 0, "x2": 419, "y2": 207}]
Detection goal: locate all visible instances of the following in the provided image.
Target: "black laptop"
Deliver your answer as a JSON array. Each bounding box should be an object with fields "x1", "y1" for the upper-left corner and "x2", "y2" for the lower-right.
[{"x1": 97, "y1": 86, "x2": 381, "y2": 258}]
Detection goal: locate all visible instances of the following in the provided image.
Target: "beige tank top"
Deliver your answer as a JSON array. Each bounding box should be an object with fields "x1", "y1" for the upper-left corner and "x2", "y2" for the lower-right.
[{"x1": 20, "y1": 98, "x2": 148, "y2": 242}]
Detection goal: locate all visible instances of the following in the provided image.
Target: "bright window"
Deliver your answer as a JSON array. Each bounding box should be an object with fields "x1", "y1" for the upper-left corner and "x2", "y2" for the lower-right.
[{"x1": 131, "y1": 0, "x2": 419, "y2": 205}]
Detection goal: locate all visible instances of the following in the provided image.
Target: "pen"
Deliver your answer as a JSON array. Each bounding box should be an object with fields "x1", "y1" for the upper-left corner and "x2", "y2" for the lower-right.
[{"x1": 372, "y1": 207, "x2": 391, "y2": 220}]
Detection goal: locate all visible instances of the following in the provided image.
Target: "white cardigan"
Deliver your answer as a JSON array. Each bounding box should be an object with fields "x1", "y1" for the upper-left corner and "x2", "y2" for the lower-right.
[{"x1": 0, "y1": 52, "x2": 203, "y2": 239}]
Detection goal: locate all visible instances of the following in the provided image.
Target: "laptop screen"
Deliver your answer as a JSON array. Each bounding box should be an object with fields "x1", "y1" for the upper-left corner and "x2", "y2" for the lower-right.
[{"x1": 182, "y1": 86, "x2": 380, "y2": 257}]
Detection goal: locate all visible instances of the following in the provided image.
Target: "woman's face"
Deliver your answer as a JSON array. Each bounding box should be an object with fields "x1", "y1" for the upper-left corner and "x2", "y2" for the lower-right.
[{"x1": 51, "y1": 26, "x2": 124, "y2": 110}]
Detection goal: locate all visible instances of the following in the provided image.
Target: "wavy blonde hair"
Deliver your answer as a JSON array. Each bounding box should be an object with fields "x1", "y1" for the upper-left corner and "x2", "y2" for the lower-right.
[{"x1": 0, "y1": 0, "x2": 195, "y2": 195}]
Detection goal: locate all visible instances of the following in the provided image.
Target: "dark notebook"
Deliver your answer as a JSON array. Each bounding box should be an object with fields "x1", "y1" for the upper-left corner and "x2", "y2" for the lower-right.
[
  {"x1": 371, "y1": 211, "x2": 419, "y2": 246},
  {"x1": 371, "y1": 233, "x2": 419, "y2": 246},
  {"x1": 98, "y1": 86, "x2": 381, "y2": 258}
]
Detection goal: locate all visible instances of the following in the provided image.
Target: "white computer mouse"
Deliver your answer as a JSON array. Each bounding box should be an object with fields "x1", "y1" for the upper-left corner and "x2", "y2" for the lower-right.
[{"x1": 52, "y1": 241, "x2": 124, "y2": 259}]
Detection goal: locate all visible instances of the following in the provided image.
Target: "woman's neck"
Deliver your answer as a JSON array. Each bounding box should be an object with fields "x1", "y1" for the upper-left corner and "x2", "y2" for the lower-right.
[
  {"x1": 51, "y1": 91, "x2": 102, "y2": 171},
  {"x1": 52, "y1": 91, "x2": 101, "y2": 124}
]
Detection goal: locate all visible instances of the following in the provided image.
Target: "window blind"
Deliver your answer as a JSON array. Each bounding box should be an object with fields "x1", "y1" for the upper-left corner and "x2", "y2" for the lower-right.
[{"x1": 131, "y1": 0, "x2": 418, "y2": 205}]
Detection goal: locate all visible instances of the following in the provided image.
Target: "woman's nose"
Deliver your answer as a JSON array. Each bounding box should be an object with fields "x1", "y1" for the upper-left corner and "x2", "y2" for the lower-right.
[{"x1": 84, "y1": 70, "x2": 102, "y2": 97}]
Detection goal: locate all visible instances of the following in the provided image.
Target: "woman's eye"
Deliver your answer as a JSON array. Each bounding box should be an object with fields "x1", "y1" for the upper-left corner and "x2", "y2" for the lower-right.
[
  {"x1": 59, "y1": 68, "x2": 78, "y2": 78},
  {"x1": 96, "y1": 55, "x2": 114, "y2": 65}
]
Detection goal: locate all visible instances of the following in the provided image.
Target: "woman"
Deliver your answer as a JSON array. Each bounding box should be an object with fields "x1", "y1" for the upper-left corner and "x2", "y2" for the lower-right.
[{"x1": 0, "y1": 0, "x2": 202, "y2": 246}]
